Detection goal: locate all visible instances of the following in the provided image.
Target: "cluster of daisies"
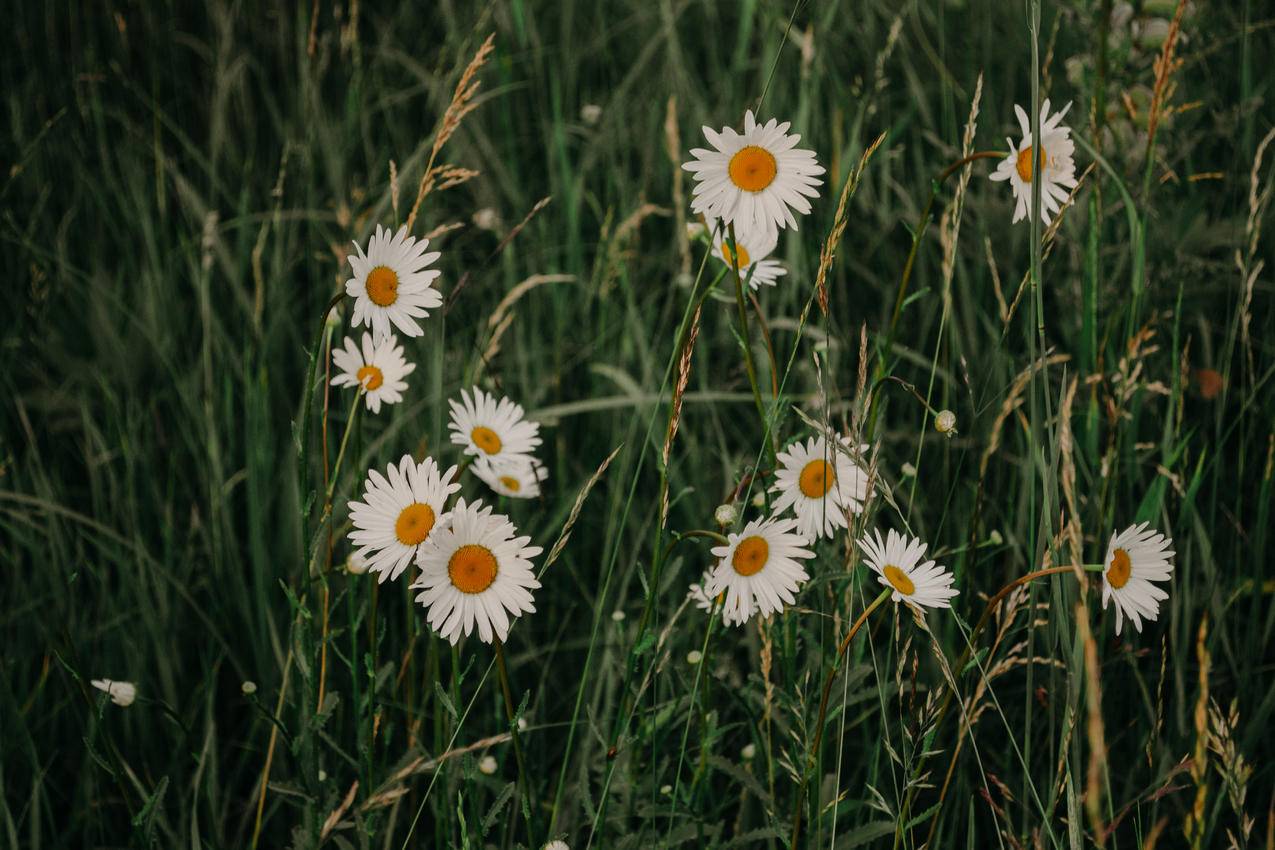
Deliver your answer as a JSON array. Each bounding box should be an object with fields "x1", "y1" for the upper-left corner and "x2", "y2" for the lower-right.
[
  {"x1": 336, "y1": 224, "x2": 550, "y2": 646},
  {"x1": 679, "y1": 106, "x2": 1166, "y2": 636}
]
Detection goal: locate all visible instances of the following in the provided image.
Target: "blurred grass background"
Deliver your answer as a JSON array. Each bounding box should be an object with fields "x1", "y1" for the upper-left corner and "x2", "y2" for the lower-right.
[{"x1": 2, "y1": 0, "x2": 1273, "y2": 847}]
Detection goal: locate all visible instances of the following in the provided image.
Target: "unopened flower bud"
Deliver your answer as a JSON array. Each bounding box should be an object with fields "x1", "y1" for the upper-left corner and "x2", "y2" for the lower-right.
[
  {"x1": 714, "y1": 503, "x2": 738, "y2": 527},
  {"x1": 935, "y1": 410, "x2": 957, "y2": 436}
]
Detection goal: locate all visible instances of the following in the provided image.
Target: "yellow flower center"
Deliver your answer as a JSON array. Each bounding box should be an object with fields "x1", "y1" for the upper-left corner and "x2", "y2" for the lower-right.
[
  {"x1": 471, "y1": 426, "x2": 503, "y2": 455},
  {"x1": 394, "y1": 503, "x2": 436, "y2": 546},
  {"x1": 1015, "y1": 145, "x2": 1047, "y2": 183},
  {"x1": 798, "y1": 459, "x2": 835, "y2": 498},
  {"x1": 448, "y1": 544, "x2": 498, "y2": 594},
  {"x1": 883, "y1": 564, "x2": 915, "y2": 596},
  {"x1": 366, "y1": 265, "x2": 399, "y2": 307},
  {"x1": 499, "y1": 475, "x2": 522, "y2": 492},
  {"x1": 356, "y1": 365, "x2": 384, "y2": 391},
  {"x1": 1107, "y1": 548, "x2": 1132, "y2": 589},
  {"x1": 721, "y1": 242, "x2": 752, "y2": 269},
  {"x1": 731, "y1": 535, "x2": 770, "y2": 576},
  {"x1": 728, "y1": 145, "x2": 778, "y2": 192}
]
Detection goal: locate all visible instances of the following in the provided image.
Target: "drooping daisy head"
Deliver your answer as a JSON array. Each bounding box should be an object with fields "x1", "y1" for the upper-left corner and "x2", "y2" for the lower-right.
[
  {"x1": 858, "y1": 529, "x2": 958, "y2": 610},
  {"x1": 91, "y1": 679, "x2": 137, "y2": 707},
  {"x1": 704, "y1": 215, "x2": 787, "y2": 290},
  {"x1": 345, "y1": 224, "x2": 444, "y2": 341},
  {"x1": 412, "y1": 498, "x2": 542, "y2": 645},
  {"x1": 448, "y1": 387, "x2": 542, "y2": 464},
  {"x1": 1101, "y1": 523, "x2": 1174, "y2": 635},
  {"x1": 682, "y1": 110, "x2": 824, "y2": 234},
  {"x1": 330, "y1": 332, "x2": 416, "y2": 414},
  {"x1": 347, "y1": 454, "x2": 460, "y2": 583},
  {"x1": 988, "y1": 99, "x2": 1078, "y2": 225},
  {"x1": 770, "y1": 435, "x2": 869, "y2": 540},
  {"x1": 472, "y1": 455, "x2": 548, "y2": 500},
  {"x1": 687, "y1": 569, "x2": 720, "y2": 616},
  {"x1": 705, "y1": 516, "x2": 815, "y2": 627}
]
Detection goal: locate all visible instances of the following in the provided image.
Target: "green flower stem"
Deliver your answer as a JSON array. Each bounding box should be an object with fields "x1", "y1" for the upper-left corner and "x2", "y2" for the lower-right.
[
  {"x1": 727, "y1": 222, "x2": 769, "y2": 445},
  {"x1": 494, "y1": 639, "x2": 536, "y2": 844},
  {"x1": 790, "y1": 587, "x2": 892, "y2": 848}
]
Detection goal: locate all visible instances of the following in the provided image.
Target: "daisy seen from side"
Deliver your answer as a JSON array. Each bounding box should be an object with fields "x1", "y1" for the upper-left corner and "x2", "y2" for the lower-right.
[
  {"x1": 472, "y1": 456, "x2": 548, "y2": 500},
  {"x1": 988, "y1": 99, "x2": 1079, "y2": 225},
  {"x1": 683, "y1": 110, "x2": 824, "y2": 234},
  {"x1": 705, "y1": 215, "x2": 787, "y2": 290},
  {"x1": 858, "y1": 529, "x2": 959, "y2": 610},
  {"x1": 347, "y1": 454, "x2": 460, "y2": 582},
  {"x1": 1101, "y1": 522, "x2": 1175, "y2": 635},
  {"x1": 330, "y1": 332, "x2": 415, "y2": 414},
  {"x1": 412, "y1": 498, "x2": 542, "y2": 645},
  {"x1": 771, "y1": 435, "x2": 869, "y2": 540},
  {"x1": 346, "y1": 224, "x2": 443, "y2": 341},
  {"x1": 704, "y1": 515, "x2": 814, "y2": 626}
]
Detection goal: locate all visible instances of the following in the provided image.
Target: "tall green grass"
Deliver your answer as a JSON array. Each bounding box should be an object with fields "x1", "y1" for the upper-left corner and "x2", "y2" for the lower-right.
[{"x1": 2, "y1": 1, "x2": 1272, "y2": 848}]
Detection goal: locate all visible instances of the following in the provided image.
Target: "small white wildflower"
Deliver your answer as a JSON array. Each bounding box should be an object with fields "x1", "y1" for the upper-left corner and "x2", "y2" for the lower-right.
[
  {"x1": 713, "y1": 503, "x2": 738, "y2": 527},
  {"x1": 988, "y1": 530, "x2": 1004, "y2": 546},
  {"x1": 686, "y1": 650, "x2": 703, "y2": 665},
  {"x1": 91, "y1": 679, "x2": 137, "y2": 707},
  {"x1": 741, "y1": 743, "x2": 756, "y2": 760},
  {"x1": 935, "y1": 410, "x2": 957, "y2": 436},
  {"x1": 660, "y1": 784, "x2": 673, "y2": 796},
  {"x1": 241, "y1": 681, "x2": 258, "y2": 695},
  {"x1": 580, "y1": 104, "x2": 602, "y2": 125},
  {"x1": 611, "y1": 609, "x2": 626, "y2": 622},
  {"x1": 472, "y1": 208, "x2": 500, "y2": 232},
  {"x1": 900, "y1": 462, "x2": 917, "y2": 478},
  {"x1": 478, "y1": 755, "x2": 498, "y2": 775},
  {"x1": 318, "y1": 769, "x2": 328, "y2": 782}
]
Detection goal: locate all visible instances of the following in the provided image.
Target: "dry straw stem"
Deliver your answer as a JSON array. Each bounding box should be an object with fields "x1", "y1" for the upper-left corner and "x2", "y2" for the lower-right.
[
  {"x1": 664, "y1": 95, "x2": 690, "y2": 275},
  {"x1": 1076, "y1": 601, "x2": 1109, "y2": 846},
  {"x1": 543, "y1": 444, "x2": 623, "y2": 572},
  {"x1": 1184, "y1": 614, "x2": 1211, "y2": 849},
  {"x1": 1144, "y1": 0, "x2": 1188, "y2": 163},
  {"x1": 405, "y1": 33, "x2": 495, "y2": 232},
  {"x1": 814, "y1": 132, "x2": 886, "y2": 314}
]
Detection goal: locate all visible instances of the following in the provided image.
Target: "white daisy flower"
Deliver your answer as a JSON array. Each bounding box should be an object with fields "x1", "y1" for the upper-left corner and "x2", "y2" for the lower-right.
[
  {"x1": 330, "y1": 332, "x2": 415, "y2": 414},
  {"x1": 682, "y1": 110, "x2": 824, "y2": 234},
  {"x1": 705, "y1": 516, "x2": 815, "y2": 626},
  {"x1": 471, "y1": 456, "x2": 548, "y2": 500},
  {"x1": 448, "y1": 387, "x2": 542, "y2": 464},
  {"x1": 687, "y1": 570, "x2": 719, "y2": 615},
  {"x1": 770, "y1": 435, "x2": 869, "y2": 540},
  {"x1": 345, "y1": 224, "x2": 444, "y2": 341},
  {"x1": 91, "y1": 679, "x2": 137, "y2": 707},
  {"x1": 988, "y1": 99, "x2": 1079, "y2": 225},
  {"x1": 857, "y1": 529, "x2": 959, "y2": 610},
  {"x1": 347, "y1": 454, "x2": 460, "y2": 583},
  {"x1": 1101, "y1": 523, "x2": 1175, "y2": 635},
  {"x1": 705, "y1": 215, "x2": 787, "y2": 290},
  {"x1": 412, "y1": 499, "x2": 542, "y2": 645}
]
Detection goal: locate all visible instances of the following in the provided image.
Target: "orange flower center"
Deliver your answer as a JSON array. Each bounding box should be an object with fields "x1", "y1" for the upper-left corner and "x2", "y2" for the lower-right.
[
  {"x1": 471, "y1": 426, "x2": 503, "y2": 455},
  {"x1": 499, "y1": 475, "x2": 522, "y2": 492},
  {"x1": 448, "y1": 544, "x2": 498, "y2": 594},
  {"x1": 1015, "y1": 145, "x2": 1047, "y2": 183},
  {"x1": 395, "y1": 503, "x2": 436, "y2": 546},
  {"x1": 356, "y1": 365, "x2": 384, "y2": 391},
  {"x1": 883, "y1": 564, "x2": 915, "y2": 596},
  {"x1": 1107, "y1": 548, "x2": 1132, "y2": 589},
  {"x1": 721, "y1": 242, "x2": 752, "y2": 269},
  {"x1": 366, "y1": 265, "x2": 399, "y2": 306},
  {"x1": 728, "y1": 145, "x2": 778, "y2": 192},
  {"x1": 731, "y1": 535, "x2": 770, "y2": 576},
  {"x1": 798, "y1": 459, "x2": 835, "y2": 498}
]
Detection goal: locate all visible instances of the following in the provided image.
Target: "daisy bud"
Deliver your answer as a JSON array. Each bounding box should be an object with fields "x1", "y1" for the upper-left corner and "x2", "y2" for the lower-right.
[
  {"x1": 241, "y1": 680, "x2": 258, "y2": 695},
  {"x1": 686, "y1": 650, "x2": 703, "y2": 665},
  {"x1": 611, "y1": 609, "x2": 626, "y2": 622},
  {"x1": 580, "y1": 103, "x2": 602, "y2": 125},
  {"x1": 346, "y1": 552, "x2": 371, "y2": 575},
  {"x1": 935, "y1": 410, "x2": 957, "y2": 436},
  {"x1": 472, "y1": 208, "x2": 500, "y2": 232},
  {"x1": 900, "y1": 462, "x2": 917, "y2": 478},
  {"x1": 318, "y1": 770, "x2": 328, "y2": 782},
  {"x1": 91, "y1": 679, "x2": 137, "y2": 707},
  {"x1": 713, "y1": 503, "x2": 738, "y2": 527},
  {"x1": 518, "y1": 717, "x2": 528, "y2": 732},
  {"x1": 544, "y1": 842, "x2": 571, "y2": 850},
  {"x1": 685, "y1": 221, "x2": 706, "y2": 240},
  {"x1": 988, "y1": 530, "x2": 1003, "y2": 546},
  {"x1": 751, "y1": 492, "x2": 766, "y2": 508},
  {"x1": 660, "y1": 785, "x2": 673, "y2": 796},
  {"x1": 741, "y1": 743, "x2": 757, "y2": 760},
  {"x1": 478, "y1": 755, "x2": 498, "y2": 776}
]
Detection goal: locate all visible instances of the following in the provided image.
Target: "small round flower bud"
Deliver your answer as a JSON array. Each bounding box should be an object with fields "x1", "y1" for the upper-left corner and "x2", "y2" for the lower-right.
[
  {"x1": 686, "y1": 650, "x2": 703, "y2": 665},
  {"x1": 741, "y1": 743, "x2": 757, "y2": 760},
  {"x1": 935, "y1": 410, "x2": 957, "y2": 436},
  {"x1": 478, "y1": 755, "x2": 498, "y2": 775},
  {"x1": 241, "y1": 680, "x2": 258, "y2": 695},
  {"x1": 714, "y1": 503, "x2": 738, "y2": 527},
  {"x1": 751, "y1": 492, "x2": 766, "y2": 509},
  {"x1": 611, "y1": 609, "x2": 626, "y2": 622}
]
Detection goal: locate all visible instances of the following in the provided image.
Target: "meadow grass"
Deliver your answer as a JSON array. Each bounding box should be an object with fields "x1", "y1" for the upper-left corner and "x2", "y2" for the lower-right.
[{"x1": 2, "y1": 1, "x2": 1273, "y2": 848}]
